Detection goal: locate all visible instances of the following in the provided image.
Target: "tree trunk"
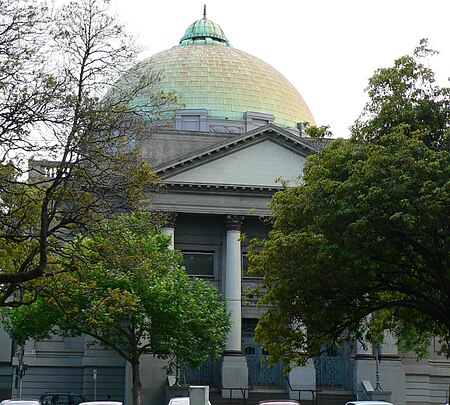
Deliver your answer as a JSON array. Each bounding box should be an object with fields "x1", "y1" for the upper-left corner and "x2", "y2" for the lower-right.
[{"x1": 131, "y1": 357, "x2": 142, "y2": 405}]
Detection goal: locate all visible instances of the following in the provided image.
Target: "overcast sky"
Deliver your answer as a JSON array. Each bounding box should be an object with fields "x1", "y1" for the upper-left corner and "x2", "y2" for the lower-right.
[{"x1": 110, "y1": 0, "x2": 450, "y2": 138}]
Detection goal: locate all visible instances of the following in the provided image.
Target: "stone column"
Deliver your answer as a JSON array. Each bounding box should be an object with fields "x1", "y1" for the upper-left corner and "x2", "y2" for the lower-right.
[
  {"x1": 221, "y1": 215, "x2": 248, "y2": 398},
  {"x1": 381, "y1": 331, "x2": 399, "y2": 357},
  {"x1": 224, "y1": 215, "x2": 243, "y2": 353},
  {"x1": 161, "y1": 212, "x2": 177, "y2": 250},
  {"x1": 140, "y1": 212, "x2": 178, "y2": 405}
]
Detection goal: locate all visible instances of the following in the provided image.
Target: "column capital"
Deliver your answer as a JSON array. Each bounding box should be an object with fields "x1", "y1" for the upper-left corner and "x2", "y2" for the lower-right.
[
  {"x1": 225, "y1": 215, "x2": 244, "y2": 231},
  {"x1": 163, "y1": 212, "x2": 178, "y2": 228}
]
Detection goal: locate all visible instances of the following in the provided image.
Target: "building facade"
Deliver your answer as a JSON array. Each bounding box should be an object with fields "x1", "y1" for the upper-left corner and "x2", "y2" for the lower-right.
[{"x1": 0, "y1": 13, "x2": 449, "y2": 405}]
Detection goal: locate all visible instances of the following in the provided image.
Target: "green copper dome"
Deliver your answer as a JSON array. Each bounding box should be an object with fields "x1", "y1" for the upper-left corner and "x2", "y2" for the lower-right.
[
  {"x1": 180, "y1": 17, "x2": 230, "y2": 46},
  {"x1": 129, "y1": 17, "x2": 315, "y2": 129}
]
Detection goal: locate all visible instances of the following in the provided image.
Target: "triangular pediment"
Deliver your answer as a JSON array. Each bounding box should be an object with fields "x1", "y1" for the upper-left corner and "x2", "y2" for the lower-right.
[
  {"x1": 167, "y1": 139, "x2": 306, "y2": 186},
  {"x1": 157, "y1": 125, "x2": 314, "y2": 188}
]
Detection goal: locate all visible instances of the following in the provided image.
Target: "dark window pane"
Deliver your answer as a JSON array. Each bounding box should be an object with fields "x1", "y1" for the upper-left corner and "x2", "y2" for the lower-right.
[{"x1": 182, "y1": 252, "x2": 214, "y2": 276}]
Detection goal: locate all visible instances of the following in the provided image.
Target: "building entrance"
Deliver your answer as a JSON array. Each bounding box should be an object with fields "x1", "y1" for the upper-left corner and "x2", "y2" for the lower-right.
[{"x1": 242, "y1": 334, "x2": 286, "y2": 389}]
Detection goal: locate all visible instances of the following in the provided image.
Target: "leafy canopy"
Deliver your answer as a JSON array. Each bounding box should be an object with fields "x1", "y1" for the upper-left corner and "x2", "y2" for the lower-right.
[
  {"x1": 352, "y1": 38, "x2": 450, "y2": 149},
  {"x1": 249, "y1": 40, "x2": 450, "y2": 368},
  {"x1": 0, "y1": 0, "x2": 179, "y2": 305},
  {"x1": 2, "y1": 211, "x2": 230, "y2": 405}
]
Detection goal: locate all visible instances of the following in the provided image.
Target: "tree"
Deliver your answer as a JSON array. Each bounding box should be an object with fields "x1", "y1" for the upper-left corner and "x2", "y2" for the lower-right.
[
  {"x1": 2, "y1": 212, "x2": 230, "y2": 405},
  {"x1": 0, "y1": 0, "x2": 178, "y2": 306},
  {"x1": 352, "y1": 38, "x2": 450, "y2": 148},
  {"x1": 249, "y1": 41, "x2": 450, "y2": 368},
  {"x1": 0, "y1": 0, "x2": 52, "y2": 143}
]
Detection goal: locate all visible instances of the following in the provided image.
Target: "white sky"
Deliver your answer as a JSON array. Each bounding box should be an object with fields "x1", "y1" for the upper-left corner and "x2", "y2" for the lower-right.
[{"x1": 110, "y1": 0, "x2": 450, "y2": 138}]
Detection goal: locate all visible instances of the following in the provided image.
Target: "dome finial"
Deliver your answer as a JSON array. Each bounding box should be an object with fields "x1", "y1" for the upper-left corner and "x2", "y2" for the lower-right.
[{"x1": 203, "y1": 4, "x2": 206, "y2": 19}]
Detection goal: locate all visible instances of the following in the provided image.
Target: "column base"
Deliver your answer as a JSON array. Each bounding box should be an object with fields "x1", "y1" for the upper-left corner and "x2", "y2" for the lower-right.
[
  {"x1": 221, "y1": 354, "x2": 248, "y2": 398},
  {"x1": 353, "y1": 358, "x2": 405, "y2": 405},
  {"x1": 368, "y1": 390, "x2": 393, "y2": 402}
]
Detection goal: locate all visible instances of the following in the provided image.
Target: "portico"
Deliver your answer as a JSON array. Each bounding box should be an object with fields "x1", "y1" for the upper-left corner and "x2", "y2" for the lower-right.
[{"x1": 148, "y1": 124, "x2": 318, "y2": 398}]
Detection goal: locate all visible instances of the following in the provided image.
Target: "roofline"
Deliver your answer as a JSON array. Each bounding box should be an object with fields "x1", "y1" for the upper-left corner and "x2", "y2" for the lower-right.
[{"x1": 155, "y1": 123, "x2": 316, "y2": 175}]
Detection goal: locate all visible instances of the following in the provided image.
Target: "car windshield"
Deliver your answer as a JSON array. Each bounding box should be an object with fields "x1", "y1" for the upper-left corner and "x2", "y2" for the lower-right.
[{"x1": 41, "y1": 395, "x2": 86, "y2": 405}]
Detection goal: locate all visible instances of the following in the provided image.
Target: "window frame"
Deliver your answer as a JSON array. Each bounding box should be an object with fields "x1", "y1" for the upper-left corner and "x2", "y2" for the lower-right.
[{"x1": 181, "y1": 250, "x2": 216, "y2": 278}]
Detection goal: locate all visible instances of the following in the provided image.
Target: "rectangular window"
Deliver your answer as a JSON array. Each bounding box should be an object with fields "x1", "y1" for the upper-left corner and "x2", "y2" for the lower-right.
[{"x1": 182, "y1": 252, "x2": 215, "y2": 277}]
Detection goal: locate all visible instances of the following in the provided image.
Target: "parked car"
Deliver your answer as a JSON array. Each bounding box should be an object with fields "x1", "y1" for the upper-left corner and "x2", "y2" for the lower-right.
[
  {"x1": 1, "y1": 400, "x2": 41, "y2": 405},
  {"x1": 39, "y1": 393, "x2": 86, "y2": 405},
  {"x1": 345, "y1": 402, "x2": 394, "y2": 405},
  {"x1": 259, "y1": 401, "x2": 300, "y2": 405},
  {"x1": 79, "y1": 402, "x2": 122, "y2": 405}
]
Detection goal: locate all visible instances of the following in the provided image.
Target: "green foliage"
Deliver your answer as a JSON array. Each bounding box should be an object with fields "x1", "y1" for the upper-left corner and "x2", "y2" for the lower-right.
[
  {"x1": 249, "y1": 40, "x2": 450, "y2": 368},
  {"x1": 3, "y1": 211, "x2": 230, "y2": 366},
  {"x1": 302, "y1": 121, "x2": 333, "y2": 140},
  {"x1": 352, "y1": 39, "x2": 450, "y2": 149},
  {"x1": 0, "y1": 0, "x2": 179, "y2": 305},
  {"x1": 2, "y1": 211, "x2": 230, "y2": 405}
]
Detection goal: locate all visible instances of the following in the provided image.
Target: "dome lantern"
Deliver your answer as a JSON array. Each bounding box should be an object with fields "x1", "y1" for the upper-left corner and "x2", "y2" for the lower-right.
[{"x1": 179, "y1": 7, "x2": 230, "y2": 46}]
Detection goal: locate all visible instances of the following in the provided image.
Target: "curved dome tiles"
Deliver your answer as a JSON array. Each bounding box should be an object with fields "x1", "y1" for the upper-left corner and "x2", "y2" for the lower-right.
[{"x1": 131, "y1": 17, "x2": 315, "y2": 129}]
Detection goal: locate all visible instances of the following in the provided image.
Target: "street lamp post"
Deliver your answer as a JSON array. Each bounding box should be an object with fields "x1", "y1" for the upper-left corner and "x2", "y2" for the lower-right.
[{"x1": 375, "y1": 344, "x2": 382, "y2": 391}]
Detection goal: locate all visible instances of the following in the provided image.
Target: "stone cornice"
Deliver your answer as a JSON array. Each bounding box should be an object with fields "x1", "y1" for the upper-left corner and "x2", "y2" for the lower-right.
[{"x1": 161, "y1": 181, "x2": 281, "y2": 193}]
